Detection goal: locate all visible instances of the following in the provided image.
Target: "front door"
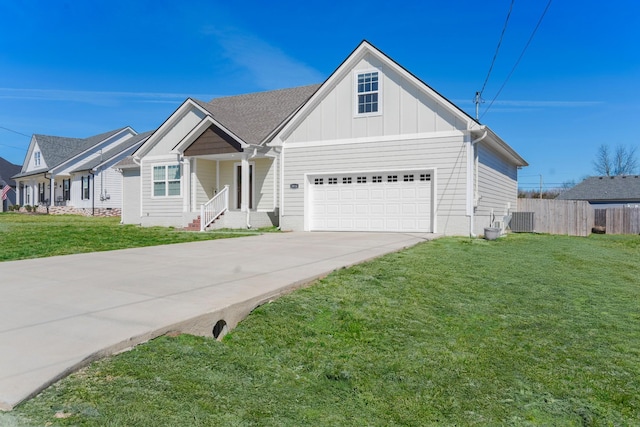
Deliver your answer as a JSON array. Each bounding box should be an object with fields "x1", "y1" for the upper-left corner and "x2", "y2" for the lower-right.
[{"x1": 235, "y1": 163, "x2": 254, "y2": 209}]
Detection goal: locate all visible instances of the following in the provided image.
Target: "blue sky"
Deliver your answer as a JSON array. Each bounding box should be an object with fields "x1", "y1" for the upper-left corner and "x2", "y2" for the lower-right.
[{"x1": 1, "y1": 1, "x2": 638, "y2": 190}]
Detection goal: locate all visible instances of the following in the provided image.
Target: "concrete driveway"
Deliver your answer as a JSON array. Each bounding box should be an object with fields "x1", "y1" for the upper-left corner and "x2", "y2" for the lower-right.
[{"x1": 0, "y1": 231, "x2": 436, "y2": 410}]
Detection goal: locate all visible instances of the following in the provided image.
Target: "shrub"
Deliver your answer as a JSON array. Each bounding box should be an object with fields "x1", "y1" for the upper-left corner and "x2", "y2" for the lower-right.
[{"x1": 25, "y1": 205, "x2": 32, "y2": 212}]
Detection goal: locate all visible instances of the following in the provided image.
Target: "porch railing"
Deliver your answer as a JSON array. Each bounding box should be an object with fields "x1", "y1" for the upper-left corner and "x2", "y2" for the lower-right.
[{"x1": 200, "y1": 185, "x2": 229, "y2": 231}]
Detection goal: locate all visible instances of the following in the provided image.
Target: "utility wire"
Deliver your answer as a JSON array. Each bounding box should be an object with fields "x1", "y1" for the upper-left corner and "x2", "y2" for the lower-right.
[
  {"x1": 481, "y1": 0, "x2": 554, "y2": 119},
  {"x1": 479, "y1": 0, "x2": 515, "y2": 97},
  {"x1": 0, "y1": 125, "x2": 31, "y2": 138}
]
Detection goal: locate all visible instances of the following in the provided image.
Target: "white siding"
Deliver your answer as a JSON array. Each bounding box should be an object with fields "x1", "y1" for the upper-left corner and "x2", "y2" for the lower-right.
[
  {"x1": 121, "y1": 169, "x2": 141, "y2": 224},
  {"x1": 281, "y1": 136, "x2": 470, "y2": 235},
  {"x1": 94, "y1": 167, "x2": 123, "y2": 210},
  {"x1": 475, "y1": 144, "x2": 518, "y2": 234},
  {"x1": 69, "y1": 172, "x2": 94, "y2": 208},
  {"x1": 286, "y1": 54, "x2": 466, "y2": 144},
  {"x1": 194, "y1": 158, "x2": 217, "y2": 206},
  {"x1": 54, "y1": 131, "x2": 135, "y2": 176},
  {"x1": 255, "y1": 158, "x2": 275, "y2": 211},
  {"x1": 145, "y1": 109, "x2": 206, "y2": 157},
  {"x1": 140, "y1": 157, "x2": 185, "y2": 227}
]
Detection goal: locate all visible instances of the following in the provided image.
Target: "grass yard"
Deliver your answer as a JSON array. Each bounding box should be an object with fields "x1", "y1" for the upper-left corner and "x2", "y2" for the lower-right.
[
  {"x1": 0, "y1": 213, "x2": 261, "y2": 261},
  {"x1": 5, "y1": 233, "x2": 640, "y2": 426}
]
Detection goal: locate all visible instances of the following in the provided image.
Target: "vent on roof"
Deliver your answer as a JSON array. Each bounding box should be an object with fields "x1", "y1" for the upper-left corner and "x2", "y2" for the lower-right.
[{"x1": 510, "y1": 212, "x2": 535, "y2": 233}]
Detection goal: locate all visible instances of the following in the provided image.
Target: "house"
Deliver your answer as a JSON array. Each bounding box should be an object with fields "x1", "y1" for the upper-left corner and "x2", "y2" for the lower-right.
[
  {"x1": 123, "y1": 40, "x2": 527, "y2": 235},
  {"x1": 0, "y1": 157, "x2": 21, "y2": 211},
  {"x1": 13, "y1": 128, "x2": 151, "y2": 216},
  {"x1": 557, "y1": 175, "x2": 640, "y2": 208}
]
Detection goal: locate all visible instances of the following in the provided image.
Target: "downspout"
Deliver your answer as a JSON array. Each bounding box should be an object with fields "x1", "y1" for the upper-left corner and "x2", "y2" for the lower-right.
[
  {"x1": 469, "y1": 127, "x2": 488, "y2": 237},
  {"x1": 89, "y1": 170, "x2": 95, "y2": 216}
]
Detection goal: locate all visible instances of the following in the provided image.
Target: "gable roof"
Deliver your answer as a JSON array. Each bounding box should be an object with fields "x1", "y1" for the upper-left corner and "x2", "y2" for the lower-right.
[
  {"x1": 271, "y1": 40, "x2": 527, "y2": 167},
  {"x1": 557, "y1": 175, "x2": 640, "y2": 201},
  {"x1": 192, "y1": 84, "x2": 321, "y2": 145},
  {"x1": 13, "y1": 128, "x2": 131, "y2": 179},
  {"x1": 71, "y1": 131, "x2": 152, "y2": 172},
  {"x1": 0, "y1": 157, "x2": 21, "y2": 187}
]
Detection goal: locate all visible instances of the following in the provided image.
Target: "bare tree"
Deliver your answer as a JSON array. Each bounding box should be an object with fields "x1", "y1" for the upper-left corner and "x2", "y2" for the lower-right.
[{"x1": 593, "y1": 144, "x2": 638, "y2": 176}]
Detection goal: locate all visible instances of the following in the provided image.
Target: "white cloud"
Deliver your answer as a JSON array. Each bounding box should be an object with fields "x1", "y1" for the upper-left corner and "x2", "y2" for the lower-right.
[
  {"x1": 202, "y1": 26, "x2": 325, "y2": 89},
  {"x1": 454, "y1": 99, "x2": 602, "y2": 108},
  {"x1": 0, "y1": 88, "x2": 218, "y2": 105}
]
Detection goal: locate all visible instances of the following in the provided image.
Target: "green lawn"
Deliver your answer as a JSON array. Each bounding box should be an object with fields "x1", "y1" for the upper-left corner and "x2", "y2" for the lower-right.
[
  {"x1": 0, "y1": 213, "x2": 259, "y2": 261},
  {"x1": 5, "y1": 233, "x2": 640, "y2": 426}
]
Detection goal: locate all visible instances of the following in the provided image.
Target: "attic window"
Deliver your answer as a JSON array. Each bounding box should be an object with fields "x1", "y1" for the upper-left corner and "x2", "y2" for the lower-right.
[
  {"x1": 34, "y1": 151, "x2": 41, "y2": 167},
  {"x1": 356, "y1": 71, "x2": 380, "y2": 115}
]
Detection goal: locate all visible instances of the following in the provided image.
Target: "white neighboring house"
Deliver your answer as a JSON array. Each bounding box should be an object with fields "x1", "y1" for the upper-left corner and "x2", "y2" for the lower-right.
[
  {"x1": 122, "y1": 40, "x2": 527, "y2": 235},
  {"x1": 13, "y1": 128, "x2": 151, "y2": 217}
]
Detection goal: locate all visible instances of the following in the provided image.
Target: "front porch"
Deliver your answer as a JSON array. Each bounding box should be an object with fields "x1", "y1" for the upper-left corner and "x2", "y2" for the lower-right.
[{"x1": 184, "y1": 155, "x2": 279, "y2": 231}]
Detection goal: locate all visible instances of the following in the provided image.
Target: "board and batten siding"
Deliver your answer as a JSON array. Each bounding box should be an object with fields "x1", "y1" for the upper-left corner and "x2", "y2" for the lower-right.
[
  {"x1": 475, "y1": 143, "x2": 518, "y2": 234},
  {"x1": 286, "y1": 54, "x2": 467, "y2": 144},
  {"x1": 145, "y1": 108, "x2": 207, "y2": 158},
  {"x1": 281, "y1": 135, "x2": 470, "y2": 235}
]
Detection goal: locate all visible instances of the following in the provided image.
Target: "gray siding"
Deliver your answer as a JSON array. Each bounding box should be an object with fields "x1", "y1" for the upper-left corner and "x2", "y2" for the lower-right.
[
  {"x1": 476, "y1": 143, "x2": 518, "y2": 233},
  {"x1": 121, "y1": 169, "x2": 140, "y2": 224},
  {"x1": 282, "y1": 136, "x2": 470, "y2": 235},
  {"x1": 140, "y1": 158, "x2": 184, "y2": 226}
]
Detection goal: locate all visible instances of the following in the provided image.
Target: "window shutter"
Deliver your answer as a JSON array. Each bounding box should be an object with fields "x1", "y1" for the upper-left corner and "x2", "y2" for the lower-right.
[{"x1": 81, "y1": 177, "x2": 84, "y2": 199}]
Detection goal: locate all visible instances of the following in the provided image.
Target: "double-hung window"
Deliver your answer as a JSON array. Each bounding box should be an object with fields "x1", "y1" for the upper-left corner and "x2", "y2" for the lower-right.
[
  {"x1": 356, "y1": 71, "x2": 380, "y2": 115},
  {"x1": 34, "y1": 152, "x2": 41, "y2": 167},
  {"x1": 81, "y1": 176, "x2": 90, "y2": 200},
  {"x1": 153, "y1": 164, "x2": 181, "y2": 197}
]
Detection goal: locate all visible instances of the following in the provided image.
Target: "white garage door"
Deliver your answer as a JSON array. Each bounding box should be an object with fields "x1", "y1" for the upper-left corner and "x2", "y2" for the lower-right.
[{"x1": 309, "y1": 171, "x2": 432, "y2": 232}]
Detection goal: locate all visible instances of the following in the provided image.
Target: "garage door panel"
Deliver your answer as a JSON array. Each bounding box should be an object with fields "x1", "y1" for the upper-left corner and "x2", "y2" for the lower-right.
[{"x1": 309, "y1": 171, "x2": 432, "y2": 232}]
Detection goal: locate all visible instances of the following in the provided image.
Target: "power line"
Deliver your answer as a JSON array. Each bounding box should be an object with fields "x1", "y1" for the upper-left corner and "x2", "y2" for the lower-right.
[
  {"x1": 481, "y1": 0, "x2": 554, "y2": 120},
  {"x1": 479, "y1": 0, "x2": 515, "y2": 98},
  {"x1": 0, "y1": 125, "x2": 31, "y2": 138}
]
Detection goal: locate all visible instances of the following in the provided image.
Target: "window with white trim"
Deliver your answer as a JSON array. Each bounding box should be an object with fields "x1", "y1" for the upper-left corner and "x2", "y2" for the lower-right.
[
  {"x1": 356, "y1": 71, "x2": 379, "y2": 114},
  {"x1": 153, "y1": 164, "x2": 181, "y2": 197},
  {"x1": 343, "y1": 177, "x2": 352, "y2": 184},
  {"x1": 34, "y1": 151, "x2": 41, "y2": 167},
  {"x1": 387, "y1": 175, "x2": 398, "y2": 182},
  {"x1": 420, "y1": 174, "x2": 431, "y2": 181},
  {"x1": 372, "y1": 176, "x2": 382, "y2": 183},
  {"x1": 357, "y1": 176, "x2": 367, "y2": 183},
  {"x1": 314, "y1": 178, "x2": 324, "y2": 185},
  {"x1": 81, "y1": 176, "x2": 90, "y2": 200},
  {"x1": 328, "y1": 178, "x2": 338, "y2": 185}
]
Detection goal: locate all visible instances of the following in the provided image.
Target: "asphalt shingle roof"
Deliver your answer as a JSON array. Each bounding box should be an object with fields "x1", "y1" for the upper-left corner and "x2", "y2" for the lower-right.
[
  {"x1": 13, "y1": 128, "x2": 128, "y2": 178},
  {"x1": 193, "y1": 84, "x2": 321, "y2": 144},
  {"x1": 557, "y1": 175, "x2": 640, "y2": 201},
  {"x1": 0, "y1": 157, "x2": 21, "y2": 187},
  {"x1": 71, "y1": 131, "x2": 152, "y2": 172}
]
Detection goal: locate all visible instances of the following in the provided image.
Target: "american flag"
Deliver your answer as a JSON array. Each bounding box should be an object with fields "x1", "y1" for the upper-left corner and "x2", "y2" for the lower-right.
[{"x1": 1, "y1": 184, "x2": 11, "y2": 201}]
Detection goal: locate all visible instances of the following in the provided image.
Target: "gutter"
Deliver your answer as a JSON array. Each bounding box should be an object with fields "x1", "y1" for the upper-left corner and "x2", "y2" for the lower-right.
[{"x1": 468, "y1": 127, "x2": 488, "y2": 237}]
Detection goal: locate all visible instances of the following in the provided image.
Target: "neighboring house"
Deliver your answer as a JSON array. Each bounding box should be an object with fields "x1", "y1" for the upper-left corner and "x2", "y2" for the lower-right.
[
  {"x1": 13, "y1": 128, "x2": 150, "y2": 216},
  {"x1": 0, "y1": 156, "x2": 21, "y2": 211},
  {"x1": 557, "y1": 175, "x2": 640, "y2": 208},
  {"x1": 123, "y1": 40, "x2": 527, "y2": 235}
]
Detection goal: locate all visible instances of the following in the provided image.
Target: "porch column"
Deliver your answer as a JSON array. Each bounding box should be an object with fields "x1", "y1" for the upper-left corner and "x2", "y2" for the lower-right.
[
  {"x1": 241, "y1": 152, "x2": 250, "y2": 212},
  {"x1": 50, "y1": 177, "x2": 55, "y2": 206}
]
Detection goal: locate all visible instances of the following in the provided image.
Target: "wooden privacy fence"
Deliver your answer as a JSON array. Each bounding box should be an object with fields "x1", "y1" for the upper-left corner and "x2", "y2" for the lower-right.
[
  {"x1": 516, "y1": 199, "x2": 640, "y2": 236},
  {"x1": 597, "y1": 208, "x2": 640, "y2": 234},
  {"x1": 517, "y1": 199, "x2": 593, "y2": 236}
]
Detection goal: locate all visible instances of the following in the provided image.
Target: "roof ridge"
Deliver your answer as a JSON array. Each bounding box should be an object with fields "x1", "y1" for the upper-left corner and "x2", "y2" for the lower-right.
[{"x1": 206, "y1": 83, "x2": 321, "y2": 104}]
